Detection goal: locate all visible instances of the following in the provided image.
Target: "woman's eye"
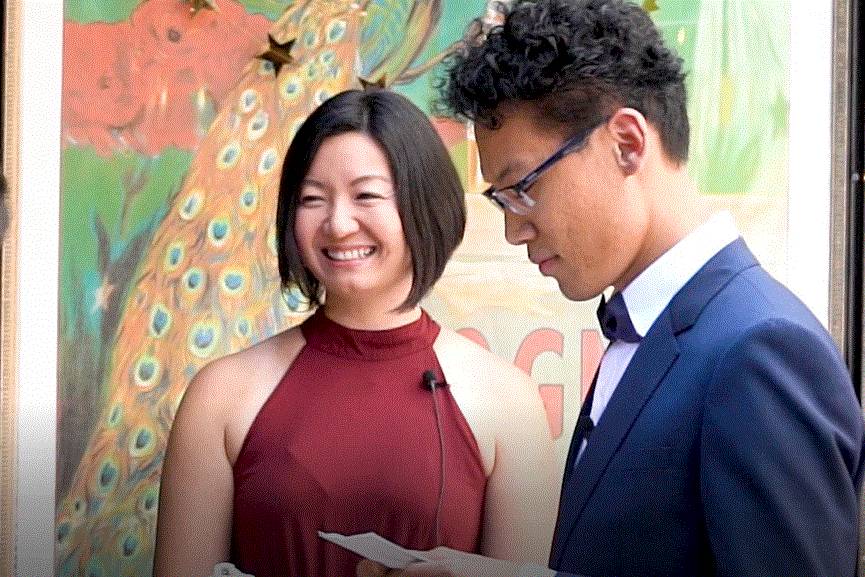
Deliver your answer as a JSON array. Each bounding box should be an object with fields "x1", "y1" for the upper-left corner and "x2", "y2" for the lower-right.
[
  {"x1": 356, "y1": 192, "x2": 385, "y2": 201},
  {"x1": 299, "y1": 195, "x2": 324, "y2": 206}
]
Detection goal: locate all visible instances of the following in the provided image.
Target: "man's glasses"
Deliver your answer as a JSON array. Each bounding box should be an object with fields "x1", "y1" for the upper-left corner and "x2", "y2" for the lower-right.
[{"x1": 482, "y1": 121, "x2": 604, "y2": 215}]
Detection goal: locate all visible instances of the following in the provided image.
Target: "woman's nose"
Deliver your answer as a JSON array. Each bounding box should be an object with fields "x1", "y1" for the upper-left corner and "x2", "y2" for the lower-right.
[{"x1": 325, "y1": 201, "x2": 360, "y2": 237}]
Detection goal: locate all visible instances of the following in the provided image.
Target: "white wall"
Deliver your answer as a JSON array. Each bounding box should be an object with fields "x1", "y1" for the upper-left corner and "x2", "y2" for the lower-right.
[
  {"x1": 16, "y1": 1, "x2": 61, "y2": 575},
  {"x1": 788, "y1": 0, "x2": 833, "y2": 326}
]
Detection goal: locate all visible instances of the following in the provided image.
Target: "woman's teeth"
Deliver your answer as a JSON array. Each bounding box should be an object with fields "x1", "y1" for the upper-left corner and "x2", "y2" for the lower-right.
[{"x1": 325, "y1": 247, "x2": 375, "y2": 261}]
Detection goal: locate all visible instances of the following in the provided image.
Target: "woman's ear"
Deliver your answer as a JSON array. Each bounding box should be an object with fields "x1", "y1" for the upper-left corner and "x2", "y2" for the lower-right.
[{"x1": 607, "y1": 108, "x2": 649, "y2": 176}]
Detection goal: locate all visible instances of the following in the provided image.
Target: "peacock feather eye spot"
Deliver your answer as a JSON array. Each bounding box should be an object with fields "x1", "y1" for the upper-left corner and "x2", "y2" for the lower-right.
[
  {"x1": 314, "y1": 88, "x2": 330, "y2": 106},
  {"x1": 188, "y1": 321, "x2": 221, "y2": 359},
  {"x1": 74, "y1": 498, "x2": 86, "y2": 514},
  {"x1": 208, "y1": 218, "x2": 231, "y2": 247},
  {"x1": 258, "y1": 148, "x2": 279, "y2": 175},
  {"x1": 97, "y1": 459, "x2": 118, "y2": 493},
  {"x1": 129, "y1": 426, "x2": 155, "y2": 458},
  {"x1": 283, "y1": 285, "x2": 308, "y2": 312},
  {"x1": 319, "y1": 50, "x2": 336, "y2": 65},
  {"x1": 149, "y1": 304, "x2": 171, "y2": 338},
  {"x1": 326, "y1": 19, "x2": 347, "y2": 43},
  {"x1": 247, "y1": 110, "x2": 269, "y2": 141},
  {"x1": 195, "y1": 329, "x2": 214, "y2": 349},
  {"x1": 280, "y1": 75, "x2": 302, "y2": 101},
  {"x1": 121, "y1": 534, "x2": 139, "y2": 557},
  {"x1": 235, "y1": 317, "x2": 252, "y2": 338},
  {"x1": 217, "y1": 141, "x2": 242, "y2": 170},
  {"x1": 258, "y1": 60, "x2": 276, "y2": 76},
  {"x1": 164, "y1": 242, "x2": 185, "y2": 272},
  {"x1": 220, "y1": 268, "x2": 248, "y2": 296},
  {"x1": 239, "y1": 184, "x2": 259, "y2": 214},
  {"x1": 107, "y1": 403, "x2": 123, "y2": 428},
  {"x1": 303, "y1": 30, "x2": 319, "y2": 48},
  {"x1": 178, "y1": 189, "x2": 205, "y2": 221},
  {"x1": 239, "y1": 89, "x2": 259, "y2": 113},
  {"x1": 141, "y1": 488, "x2": 158, "y2": 513},
  {"x1": 133, "y1": 355, "x2": 160, "y2": 388},
  {"x1": 183, "y1": 268, "x2": 205, "y2": 292},
  {"x1": 285, "y1": 291, "x2": 301, "y2": 311},
  {"x1": 326, "y1": 64, "x2": 341, "y2": 79},
  {"x1": 289, "y1": 118, "x2": 305, "y2": 139},
  {"x1": 57, "y1": 522, "x2": 70, "y2": 543},
  {"x1": 138, "y1": 361, "x2": 154, "y2": 381}
]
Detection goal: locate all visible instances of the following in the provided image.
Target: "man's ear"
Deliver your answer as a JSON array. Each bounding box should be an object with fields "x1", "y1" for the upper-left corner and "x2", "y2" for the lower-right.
[{"x1": 607, "y1": 108, "x2": 648, "y2": 176}]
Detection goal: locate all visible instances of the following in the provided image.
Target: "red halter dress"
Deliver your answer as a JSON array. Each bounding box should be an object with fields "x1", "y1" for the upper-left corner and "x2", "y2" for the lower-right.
[{"x1": 230, "y1": 308, "x2": 486, "y2": 577}]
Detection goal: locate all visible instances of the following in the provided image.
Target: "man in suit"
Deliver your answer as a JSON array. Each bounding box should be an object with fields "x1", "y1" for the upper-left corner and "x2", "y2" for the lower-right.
[{"x1": 357, "y1": 0, "x2": 864, "y2": 575}]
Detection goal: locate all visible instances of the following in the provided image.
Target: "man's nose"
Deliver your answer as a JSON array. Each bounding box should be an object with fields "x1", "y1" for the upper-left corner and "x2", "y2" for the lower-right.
[{"x1": 503, "y1": 210, "x2": 536, "y2": 245}]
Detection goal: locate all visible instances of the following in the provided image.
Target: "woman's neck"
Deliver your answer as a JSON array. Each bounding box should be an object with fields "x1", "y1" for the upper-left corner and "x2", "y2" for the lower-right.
[{"x1": 320, "y1": 299, "x2": 422, "y2": 330}]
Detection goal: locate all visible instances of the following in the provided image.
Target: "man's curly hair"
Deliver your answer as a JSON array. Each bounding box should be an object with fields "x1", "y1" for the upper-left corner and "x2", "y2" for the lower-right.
[{"x1": 441, "y1": 0, "x2": 689, "y2": 163}]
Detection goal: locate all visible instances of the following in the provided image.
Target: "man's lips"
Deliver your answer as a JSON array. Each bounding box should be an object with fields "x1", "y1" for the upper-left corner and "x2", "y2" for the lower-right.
[{"x1": 530, "y1": 254, "x2": 557, "y2": 275}]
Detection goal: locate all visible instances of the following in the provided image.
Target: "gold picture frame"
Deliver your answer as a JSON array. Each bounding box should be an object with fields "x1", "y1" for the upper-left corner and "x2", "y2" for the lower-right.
[
  {"x1": 829, "y1": 0, "x2": 853, "y2": 362},
  {"x1": 1, "y1": 0, "x2": 21, "y2": 574},
  {"x1": 829, "y1": 5, "x2": 864, "y2": 575}
]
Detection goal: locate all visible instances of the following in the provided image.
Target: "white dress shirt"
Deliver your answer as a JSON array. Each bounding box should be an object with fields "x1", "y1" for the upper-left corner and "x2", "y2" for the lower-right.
[{"x1": 576, "y1": 211, "x2": 740, "y2": 462}]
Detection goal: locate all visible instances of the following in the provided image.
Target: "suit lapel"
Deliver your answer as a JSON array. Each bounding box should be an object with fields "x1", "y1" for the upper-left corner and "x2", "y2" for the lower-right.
[
  {"x1": 551, "y1": 313, "x2": 679, "y2": 566},
  {"x1": 550, "y1": 238, "x2": 760, "y2": 568}
]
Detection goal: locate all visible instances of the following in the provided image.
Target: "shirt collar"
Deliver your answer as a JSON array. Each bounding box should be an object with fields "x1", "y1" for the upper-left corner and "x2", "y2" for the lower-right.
[{"x1": 620, "y1": 211, "x2": 740, "y2": 337}]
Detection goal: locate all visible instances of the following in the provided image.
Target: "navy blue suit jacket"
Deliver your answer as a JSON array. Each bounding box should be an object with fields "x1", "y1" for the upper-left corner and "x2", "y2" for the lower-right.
[{"x1": 550, "y1": 239, "x2": 864, "y2": 577}]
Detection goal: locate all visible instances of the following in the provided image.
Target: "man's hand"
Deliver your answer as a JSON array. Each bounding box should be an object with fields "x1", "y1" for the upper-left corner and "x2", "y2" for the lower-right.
[{"x1": 355, "y1": 547, "x2": 532, "y2": 577}]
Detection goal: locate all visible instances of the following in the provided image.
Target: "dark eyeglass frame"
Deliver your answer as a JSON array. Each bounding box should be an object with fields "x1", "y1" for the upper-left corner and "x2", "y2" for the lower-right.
[{"x1": 482, "y1": 120, "x2": 605, "y2": 215}]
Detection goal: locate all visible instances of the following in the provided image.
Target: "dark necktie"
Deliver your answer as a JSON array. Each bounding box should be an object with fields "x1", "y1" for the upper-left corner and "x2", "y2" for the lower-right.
[{"x1": 596, "y1": 292, "x2": 641, "y2": 343}]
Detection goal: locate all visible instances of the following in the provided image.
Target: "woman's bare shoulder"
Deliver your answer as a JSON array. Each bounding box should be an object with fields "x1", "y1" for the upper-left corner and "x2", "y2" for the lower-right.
[
  {"x1": 184, "y1": 326, "x2": 306, "y2": 414},
  {"x1": 434, "y1": 326, "x2": 536, "y2": 395}
]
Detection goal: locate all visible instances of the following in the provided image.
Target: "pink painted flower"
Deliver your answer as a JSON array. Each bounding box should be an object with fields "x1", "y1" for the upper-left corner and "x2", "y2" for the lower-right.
[
  {"x1": 63, "y1": 0, "x2": 271, "y2": 156},
  {"x1": 62, "y1": 20, "x2": 146, "y2": 153}
]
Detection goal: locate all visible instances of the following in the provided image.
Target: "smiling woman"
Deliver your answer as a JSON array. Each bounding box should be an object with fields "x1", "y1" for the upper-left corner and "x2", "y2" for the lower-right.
[
  {"x1": 152, "y1": 89, "x2": 559, "y2": 577},
  {"x1": 292, "y1": 132, "x2": 413, "y2": 319},
  {"x1": 277, "y1": 90, "x2": 467, "y2": 317}
]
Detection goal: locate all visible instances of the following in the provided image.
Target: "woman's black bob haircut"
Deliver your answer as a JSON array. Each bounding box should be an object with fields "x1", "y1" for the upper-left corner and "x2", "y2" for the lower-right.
[{"x1": 275, "y1": 89, "x2": 466, "y2": 311}]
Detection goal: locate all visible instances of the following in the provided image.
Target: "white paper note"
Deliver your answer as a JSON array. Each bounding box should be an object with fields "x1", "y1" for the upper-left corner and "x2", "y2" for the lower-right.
[{"x1": 318, "y1": 531, "x2": 432, "y2": 569}]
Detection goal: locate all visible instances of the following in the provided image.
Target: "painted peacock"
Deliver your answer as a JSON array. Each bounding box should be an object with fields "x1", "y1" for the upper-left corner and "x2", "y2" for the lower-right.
[{"x1": 55, "y1": 1, "x2": 457, "y2": 575}]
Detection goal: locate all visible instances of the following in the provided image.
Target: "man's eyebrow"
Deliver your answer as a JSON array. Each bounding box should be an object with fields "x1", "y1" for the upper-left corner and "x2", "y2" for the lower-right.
[{"x1": 491, "y1": 162, "x2": 526, "y2": 186}]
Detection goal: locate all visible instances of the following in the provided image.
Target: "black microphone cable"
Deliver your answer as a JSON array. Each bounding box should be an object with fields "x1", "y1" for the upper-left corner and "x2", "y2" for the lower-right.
[{"x1": 423, "y1": 369, "x2": 446, "y2": 547}]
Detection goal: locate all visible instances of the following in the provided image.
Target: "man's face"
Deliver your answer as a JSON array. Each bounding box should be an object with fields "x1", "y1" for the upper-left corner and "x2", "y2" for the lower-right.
[{"x1": 475, "y1": 106, "x2": 651, "y2": 301}]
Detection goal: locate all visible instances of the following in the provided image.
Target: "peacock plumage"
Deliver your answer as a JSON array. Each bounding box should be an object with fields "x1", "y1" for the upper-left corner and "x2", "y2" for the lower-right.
[{"x1": 55, "y1": 1, "x2": 456, "y2": 575}]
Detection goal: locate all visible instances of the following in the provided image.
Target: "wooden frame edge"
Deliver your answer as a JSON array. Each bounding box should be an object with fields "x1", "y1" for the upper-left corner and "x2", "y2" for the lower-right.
[{"x1": 2, "y1": 0, "x2": 21, "y2": 574}]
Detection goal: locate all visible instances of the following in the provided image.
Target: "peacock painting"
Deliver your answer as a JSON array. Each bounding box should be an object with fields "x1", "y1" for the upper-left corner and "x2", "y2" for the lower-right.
[
  {"x1": 54, "y1": 0, "x2": 790, "y2": 575},
  {"x1": 56, "y1": 1, "x2": 483, "y2": 575}
]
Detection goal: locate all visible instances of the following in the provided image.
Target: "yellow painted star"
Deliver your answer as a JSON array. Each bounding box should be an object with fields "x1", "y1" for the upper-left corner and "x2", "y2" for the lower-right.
[
  {"x1": 257, "y1": 34, "x2": 296, "y2": 76},
  {"x1": 358, "y1": 75, "x2": 389, "y2": 90}
]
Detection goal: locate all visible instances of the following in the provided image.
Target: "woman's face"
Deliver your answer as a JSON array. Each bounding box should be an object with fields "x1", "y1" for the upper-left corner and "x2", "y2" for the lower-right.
[{"x1": 294, "y1": 131, "x2": 413, "y2": 308}]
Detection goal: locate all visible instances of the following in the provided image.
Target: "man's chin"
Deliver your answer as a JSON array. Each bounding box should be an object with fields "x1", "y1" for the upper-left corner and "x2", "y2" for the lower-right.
[{"x1": 556, "y1": 279, "x2": 602, "y2": 303}]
